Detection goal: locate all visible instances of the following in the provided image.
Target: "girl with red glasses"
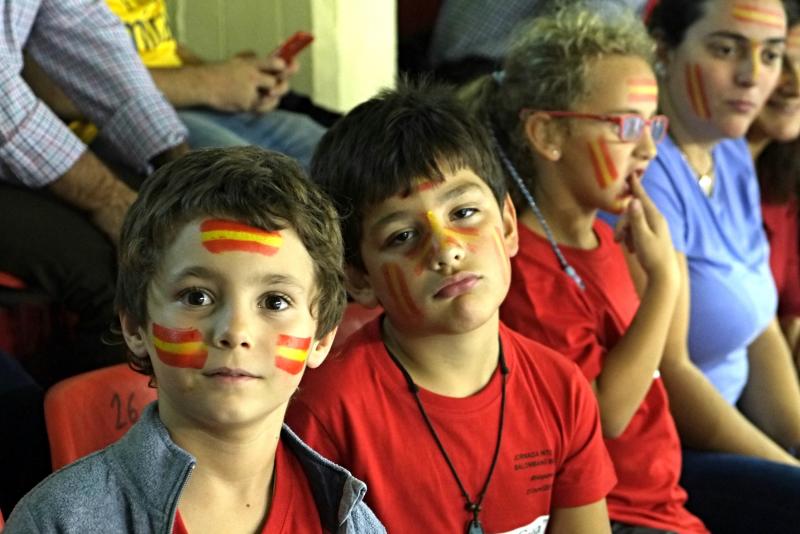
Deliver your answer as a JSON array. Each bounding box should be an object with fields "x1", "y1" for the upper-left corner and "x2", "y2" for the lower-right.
[{"x1": 466, "y1": 2, "x2": 706, "y2": 533}]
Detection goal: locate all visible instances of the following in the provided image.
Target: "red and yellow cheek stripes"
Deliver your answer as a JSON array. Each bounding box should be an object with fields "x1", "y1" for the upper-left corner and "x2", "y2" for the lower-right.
[
  {"x1": 731, "y1": 4, "x2": 785, "y2": 29},
  {"x1": 152, "y1": 324, "x2": 208, "y2": 369},
  {"x1": 685, "y1": 64, "x2": 711, "y2": 120},
  {"x1": 626, "y1": 77, "x2": 658, "y2": 104},
  {"x1": 587, "y1": 138, "x2": 619, "y2": 189},
  {"x1": 382, "y1": 263, "x2": 422, "y2": 318},
  {"x1": 200, "y1": 219, "x2": 282, "y2": 257},
  {"x1": 274, "y1": 334, "x2": 311, "y2": 375},
  {"x1": 787, "y1": 29, "x2": 800, "y2": 57}
]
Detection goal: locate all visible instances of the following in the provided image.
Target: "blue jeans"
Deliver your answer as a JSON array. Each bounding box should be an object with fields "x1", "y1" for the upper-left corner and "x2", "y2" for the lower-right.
[
  {"x1": 681, "y1": 449, "x2": 800, "y2": 533},
  {"x1": 177, "y1": 108, "x2": 326, "y2": 170}
]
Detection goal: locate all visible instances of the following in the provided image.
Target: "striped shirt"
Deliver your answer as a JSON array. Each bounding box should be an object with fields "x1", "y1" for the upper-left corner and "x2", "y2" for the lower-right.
[{"x1": 0, "y1": 0, "x2": 187, "y2": 187}]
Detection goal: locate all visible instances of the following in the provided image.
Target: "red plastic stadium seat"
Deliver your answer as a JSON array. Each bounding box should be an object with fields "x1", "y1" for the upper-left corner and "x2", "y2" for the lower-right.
[{"x1": 44, "y1": 363, "x2": 157, "y2": 470}]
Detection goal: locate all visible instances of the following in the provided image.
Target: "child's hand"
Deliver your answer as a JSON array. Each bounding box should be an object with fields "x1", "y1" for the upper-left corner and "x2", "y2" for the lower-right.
[{"x1": 613, "y1": 177, "x2": 677, "y2": 282}]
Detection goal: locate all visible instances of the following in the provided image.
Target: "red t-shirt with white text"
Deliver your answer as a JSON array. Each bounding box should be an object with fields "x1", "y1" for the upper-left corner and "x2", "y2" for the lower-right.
[
  {"x1": 173, "y1": 439, "x2": 323, "y2": 534},
  {"x1": 502, "y1": 220, "x2": 707, "y2": 533},
  {"x1": 286, "y1": 318, "x2": 616, "y2": 533}
]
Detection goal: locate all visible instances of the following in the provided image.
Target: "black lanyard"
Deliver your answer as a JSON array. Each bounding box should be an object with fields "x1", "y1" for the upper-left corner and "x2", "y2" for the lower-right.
[{"x1": 384, "y1": 341, "x2": 508, "y2": 534}]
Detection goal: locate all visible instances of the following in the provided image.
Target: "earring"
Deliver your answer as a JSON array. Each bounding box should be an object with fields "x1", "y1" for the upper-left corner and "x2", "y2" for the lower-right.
[
  {"x1": 551, "y1": 148, "x2": 560, "y2": 159},
  {"x1": 654, "y1": 60, "x2": 667, "y2": 78}
]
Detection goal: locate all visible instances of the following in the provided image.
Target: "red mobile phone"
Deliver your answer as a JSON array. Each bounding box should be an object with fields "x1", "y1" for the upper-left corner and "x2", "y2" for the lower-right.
[{"x1": 273, "y1": 31, "x2": 314, "y2": 63}]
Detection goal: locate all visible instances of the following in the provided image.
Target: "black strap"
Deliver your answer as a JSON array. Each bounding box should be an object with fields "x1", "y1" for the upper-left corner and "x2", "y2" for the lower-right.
[{"x1": 384, "y1": 340, "x2": 508, "y2": 531}]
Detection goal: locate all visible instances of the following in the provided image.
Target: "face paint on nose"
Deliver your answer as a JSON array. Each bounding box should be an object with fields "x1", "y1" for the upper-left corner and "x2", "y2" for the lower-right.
[
  {"x1": 200, "y1": 219, "x2": 283, "y2": 257},
  {"x1": 587, "y1": 137, "x2": 619, "y2": 189},
  {"x1": 685, "y1": 63, "x2": 712, "y2": 120},
  {"x1": 751, "y1": 42, "x2": 763, "y2": 79},
  {"x1": 152, "y1": 323, "x2": 208, "y2": 369},
  {"x1": 731, "y1": 3, "x2": 786, "y2": 30},
  {"x1": 627, "y1": 77, "x2": 658, "y2": 104},
  {"x1": 382, "y1": 262, "x2": 422, "y2": 319},
  {"x1": 274, "y1": 334, "x2": 311, "y2": 375}
]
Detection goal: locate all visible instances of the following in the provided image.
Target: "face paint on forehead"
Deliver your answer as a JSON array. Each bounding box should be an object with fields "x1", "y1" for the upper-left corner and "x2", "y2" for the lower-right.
[
  {"x1": 200, "y1": 219, "x2": 283, "y2": 256},
  {"x1": 685, "y1": 63, "x2": 712, "y2": 120},
  {"x1": 382, "y1": 262, "x2": 423, "y2": 319},
  {"x1": 587, "y1": 138, "x2": 619, "y2": 190},
  {"x1": 730, "y1": 3, "x2": 786, "y2": 30},
  {"x1": 152, "y1": 323, "x2": 208, "y2": 369},
  {"x1": 626, "y1": 77, "x2": 658, "y2": 103},
  {"x1": 274, "y1": 334, "x2": 311, "y2": 375}
]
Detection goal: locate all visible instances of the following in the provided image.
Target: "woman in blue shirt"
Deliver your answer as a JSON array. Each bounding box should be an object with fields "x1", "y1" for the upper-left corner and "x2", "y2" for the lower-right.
[{"x1": 604, "y1": 0, "x2": 800, "y2": 531}]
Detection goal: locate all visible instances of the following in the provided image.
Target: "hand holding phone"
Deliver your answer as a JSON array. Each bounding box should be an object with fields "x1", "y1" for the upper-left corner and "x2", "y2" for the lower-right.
[{"x1": 272, "y1": 31, "x2": 314, "y2": 63}]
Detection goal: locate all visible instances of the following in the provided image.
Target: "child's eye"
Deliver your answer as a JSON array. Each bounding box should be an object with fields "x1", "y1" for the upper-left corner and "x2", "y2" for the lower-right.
[
  {"x1": 179, "y1": 288, "x2": 214, "y2": 307},
  {"x1": 260, "y1": 294, "x2": 291, "y2": 311},
  {"x1": 387, "y1": 229, "x2": 415, "y2": 247},
  {"x1": 708, "y1": 42, "x2": 735, "y2": 58},
  {"x1": 762, "y1": 48, "x2": 783, "y2": 65},
  {"x1": 452, "y1": 207, "x2": 478, "y2": 220}
]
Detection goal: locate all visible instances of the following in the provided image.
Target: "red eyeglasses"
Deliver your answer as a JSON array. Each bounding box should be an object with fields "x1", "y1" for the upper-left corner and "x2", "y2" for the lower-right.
[{"x1": 520, "y1": 109, "x2": 669, "y2": 143}]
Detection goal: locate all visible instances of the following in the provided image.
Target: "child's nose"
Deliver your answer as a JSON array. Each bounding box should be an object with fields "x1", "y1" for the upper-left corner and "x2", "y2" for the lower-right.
[
  {"x1": 213, "y1": 303, "x2": 252, "y2": 349},
  {"x1": 426, "y1": 211, "x2": 464, "y2": 270}
]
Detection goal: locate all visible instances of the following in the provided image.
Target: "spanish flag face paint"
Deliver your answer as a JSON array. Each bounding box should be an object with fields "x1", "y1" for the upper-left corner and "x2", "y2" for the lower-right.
[
  {"x1": 685, "y1": 63, "x2": 712, "y2": 120},
  {"x1": 382, "y1": 262, "x2": 423, "y2": 319},
  {"x1": 200, "y1": 219, "x2": 283, "y2": 257},
  {"x1": 731, "y1": 3, "x2": 785, "y2": 30},
  {"x1": 403, "y1": 211, "x2": 480, "y2": 276},
  {"x1": 587, "y1": 137, "x2": 619, "y2": 189},
  {"x1": 274, "y1": 334, "x2": 311, "y2": 375},
  {"x1": 626, "y1": 77, "x2": 658, "y2": 104},
  {"x1": 787, "y1": 26, "x2": 800, "y2": 59},
  {"x1": 152, "y1": 323, "x2": 208, "y2": 369}
]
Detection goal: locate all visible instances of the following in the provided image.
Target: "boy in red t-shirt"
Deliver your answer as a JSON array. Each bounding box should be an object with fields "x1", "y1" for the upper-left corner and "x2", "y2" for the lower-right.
[
  {"x1": 285, "y1": 82, "x2": 617, "y2": 533},
  {"x1": 5, "y1": 148, "x2": 384, "y2": 533}
]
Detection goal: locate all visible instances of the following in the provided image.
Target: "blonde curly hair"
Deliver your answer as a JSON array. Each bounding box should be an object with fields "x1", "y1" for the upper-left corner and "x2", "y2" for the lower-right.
[{"x1": 465, "y1": 0, "x2": 655, "y2": 203}]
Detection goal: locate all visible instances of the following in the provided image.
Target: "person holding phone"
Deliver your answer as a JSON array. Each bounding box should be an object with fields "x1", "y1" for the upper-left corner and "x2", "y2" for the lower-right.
[{"x1": 24, "y1": 0, "x2": 324, "y2": 169}]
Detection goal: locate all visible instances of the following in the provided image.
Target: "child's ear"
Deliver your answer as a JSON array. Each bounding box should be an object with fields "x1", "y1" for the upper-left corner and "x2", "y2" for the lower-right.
[
  {"x1": 501, "y1": 193, "x2": 520, "y2": 258},
  {"x1": 119, "y1": 311, "x2": 149, "y2": 358},
  {"x1": 523, "y1": 111, "x2": 564, "y2": 162},
  {"x1": 306, "y1": 326, "x2": 338, "y2": 369},
  {"x1": 344, "y1": 264, "x2": 380, "y2": 309}
]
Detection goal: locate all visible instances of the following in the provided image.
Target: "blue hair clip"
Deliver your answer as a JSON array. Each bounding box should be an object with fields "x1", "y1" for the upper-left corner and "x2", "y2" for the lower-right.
[{"x1": 492, "y1": 70, "x2": 506, "y2": 85}]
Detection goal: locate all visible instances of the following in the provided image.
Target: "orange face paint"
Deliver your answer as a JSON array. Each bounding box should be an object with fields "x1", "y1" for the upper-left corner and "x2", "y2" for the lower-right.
[
  {"x1": 627, "y1": 77, "x2": 658, "y2": 103},
  {"x1": 382, "y1": 262, "x2": 422, "y2": 318},
  {"x1": 731, "y1": 3, "x2": 785, "y2": 29},
  {"x1": 152, "y1": 324, "x2": 208, "y2": 369},
  {"x1": 587, "y1": 138, "x2": 619, "y2": 189},
  {"x1": 405, "y1": 212, "x2": 480, "y2": 275},
  {"x1": 274, "y1": 334, "x2": 311, "y2": 375},
  {"x1": 200, "y1": 219, "x2": 282, "y2": 257},
  {"x1": 685, "y1": 64, "x2": 711, "y2": 120},
  {"x1": 491, "y1": 226, "x2": 509, "y2": 283},
  {"x1": 787, "y1": 28, "x2": 800, "y2": 57}
]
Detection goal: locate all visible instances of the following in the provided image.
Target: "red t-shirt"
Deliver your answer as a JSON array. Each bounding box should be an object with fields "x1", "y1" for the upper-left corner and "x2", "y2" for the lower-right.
[
  {"x1": 173, "y1": 439, "x2": 323, "y2": 534},
  {"x1": 762, "y1": 197, "x2": 800, "y2": 318},
  {"x1": 286, "y1": 318, "x2": 616, "y2": 533},
  {"x1": 501, "y1": 220, "x2": 707, "y2": 533}
]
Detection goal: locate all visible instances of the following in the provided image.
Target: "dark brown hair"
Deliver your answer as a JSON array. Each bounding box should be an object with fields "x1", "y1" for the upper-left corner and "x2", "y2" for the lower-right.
[{"x1": 310, "y1": 79, "x2": 506, "y2": 269}]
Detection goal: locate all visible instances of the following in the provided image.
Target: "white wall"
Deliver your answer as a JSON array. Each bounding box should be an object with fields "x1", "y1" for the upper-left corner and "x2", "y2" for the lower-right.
[{"x1": 169, "y1": 0, "x2": 397, "y2": 112}]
